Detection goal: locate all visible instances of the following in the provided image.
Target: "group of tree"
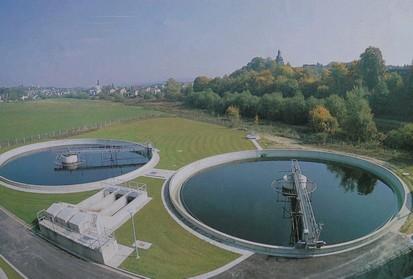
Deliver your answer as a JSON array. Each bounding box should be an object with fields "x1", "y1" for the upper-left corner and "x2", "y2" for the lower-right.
[
  {"x1": 0, "y1": 87, "x2": 27, "y2": 101},
  {"x1": 161, "y1": 46, "x2": 413, "y2": 150},
  {"x1": 185, "y1": 86, "x2": 376, "y2": 142}
]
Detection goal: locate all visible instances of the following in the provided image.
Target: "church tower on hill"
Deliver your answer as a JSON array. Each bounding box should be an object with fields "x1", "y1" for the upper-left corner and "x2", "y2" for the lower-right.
[{"x1": 275, "y1": 50, "x2": 284, "y2": 65}]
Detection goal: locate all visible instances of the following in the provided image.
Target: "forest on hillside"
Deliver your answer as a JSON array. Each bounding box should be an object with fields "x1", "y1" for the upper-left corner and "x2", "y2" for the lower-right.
[{"x1": 161, "y1": 47, "x2": 413, "y2": 151}]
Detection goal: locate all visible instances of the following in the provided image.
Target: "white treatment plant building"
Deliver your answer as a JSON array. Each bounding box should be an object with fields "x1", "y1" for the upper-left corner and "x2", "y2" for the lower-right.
[{"x1": 37, "y1": 184, "x2": 150, "y2": 266}]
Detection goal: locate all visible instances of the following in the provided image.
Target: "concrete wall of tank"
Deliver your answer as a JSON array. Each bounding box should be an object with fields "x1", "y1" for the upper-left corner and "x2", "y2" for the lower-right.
[
  {"x1": 0, "y1": 139, "x2": 159, "y2": 193},
  {"x1": 168, "y1": 149, "x2": 410, "y2": 258}
]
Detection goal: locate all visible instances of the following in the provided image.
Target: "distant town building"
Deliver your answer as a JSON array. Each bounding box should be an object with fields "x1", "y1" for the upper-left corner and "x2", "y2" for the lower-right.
[
  {"x1": 275, "y1": 50, "x2": 284, "y2": 65},
  {"x1": 119, "y1": 88, "x2": 127, "y2": 95},
  {"x1": 96, "y1": 80, "x2": 102, "y2": 94},
  {"x1": 386, "y1": 65, "x2": 412, "y2": 77}
]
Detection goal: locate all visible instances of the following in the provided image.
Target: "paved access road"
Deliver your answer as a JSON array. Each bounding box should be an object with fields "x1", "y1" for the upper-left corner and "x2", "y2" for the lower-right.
[
  {"x1": 0, "y1": 209, "x2": 132, "y2": 279},
  {"x1": 213, "y1": 232, "x2": 409, "y2": 279}
]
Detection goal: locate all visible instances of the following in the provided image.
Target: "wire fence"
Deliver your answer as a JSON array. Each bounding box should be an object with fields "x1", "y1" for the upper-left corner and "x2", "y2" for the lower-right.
[{"x1": 0, "y1": 112, "x2": 166, "y2": 150}]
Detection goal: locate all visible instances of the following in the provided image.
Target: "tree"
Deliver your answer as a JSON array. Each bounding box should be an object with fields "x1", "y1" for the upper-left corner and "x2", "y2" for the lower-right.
[
  {"x1": 226, "y1": 105, "x2": 240, "y2": 127},
  {"x1": 306, "y1": 96, "x2": 325, "y2": 112},
  {"x1": 193, "y1": 76, "x2": 210, "y2": 92},
  {"x1": 316, "y1": 85, "x2": 330, "y2": 98},
  {"x1": 282, "y1": 93, "x2": 307, "y2": 124},
  {"x1": 254, "y1": 114, "x2": 259, "y2": 126},
  {"x1": 258, "y1": 92, "x2": 284, "y2": 121},
  {"x1": 369, "y1": 79, "x2": 389, "y2": 115},
  {"x1": 343, "y1": 87, "x2": 377, "y2": 141},
  {"x1": 384, "y1": 123, "x2": 413, "y2": 151},
  {"x1": 309, "y1": 105, "x2": 338, "y2": 134},
  {"x1": 326, "y1": 62, "x2": 351, "y2": 96},
  {"x1": 325, "y1": 94, "x2": 347, "y2": 125},
  {"x1": 233, "y1": 90, "x2": 260, "y2": 117},
  {"x1": 164, "y1": 78, "x2": 182, "y2": 100},
  {"x1": 251, "y1": 70, "x2": 274, "y2": 95},
  {"x1": 300, "y1": 76, "x2": 320, "y2": 98},
  {"x1": 359, "y1": 47, "x2": 385, "y2": 90},
  {"x1": 275, "y1": 76, "x2": 299, "y2": 97},
  {"x1": 385, "y1": 72, "x2": 404, "y2": 95}
]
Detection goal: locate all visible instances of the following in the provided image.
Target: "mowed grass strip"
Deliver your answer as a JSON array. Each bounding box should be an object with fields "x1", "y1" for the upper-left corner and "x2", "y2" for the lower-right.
[
  {"x1": 79, "y1": 118, "x2": 253, "y2": 278},
  {"x1": 0, "y1": 185, "x2": 96, "y2": 225},
  {"x1": 0, "y1": 117, "x2": 253, "y2": 278},
  {"x1": 0, "y1": 99, "x2": 163, "y2": 141},
  {"x1": 77, "y1": 117, "x2": 254, "y2": 169},
  {"x1": 117, "y1": 177, "x2": 238, "y2": 279},
  {"x1": 0, "y1": 256, "x2": 24, "y2": 279}
]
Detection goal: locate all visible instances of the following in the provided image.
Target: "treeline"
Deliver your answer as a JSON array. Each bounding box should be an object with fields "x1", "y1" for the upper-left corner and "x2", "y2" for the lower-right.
[
  {"x1": 162, "y1": 46, "x2": 413, "y2": 150},
  {"x1": 184, "y1": 86, "x2": 376, "y2": 141},
  {"x1": 0, "y1": 87, "x2": 27, "y2": 101},
  {"x1": 187, "y1": 47, "x2": 413, "y2": 122}
]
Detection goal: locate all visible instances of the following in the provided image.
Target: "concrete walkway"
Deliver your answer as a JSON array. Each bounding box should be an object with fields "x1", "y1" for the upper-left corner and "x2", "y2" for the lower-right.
[
  {"x1": 248, "y1": 139, "x2": 263, "y2": 150},
  {"x1": 0, "y1": 268, "x2": 7, "y2": 279},
  {"x1": 0, "y1": 254, "x2": 27, "y2": 279},
  {"x1": 143, "y1": 168, "x2": 175, "y2": 179},
  {"x1": 0, "y1": 208, "x2": 136, "y2": 279},
  {"x1": 213, "y1": 232, "x2": 411, "y2": 279}
]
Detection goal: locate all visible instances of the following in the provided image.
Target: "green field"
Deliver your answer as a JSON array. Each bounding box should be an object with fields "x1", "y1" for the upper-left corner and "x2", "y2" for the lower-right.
[
  {"x1": 0, "y1": 109, "x2": 253, "y2": 279},
  {"x1": 1, "y1": 99, "x2": 413, "y2": 279},
  {"x1": 116, "y1": 177, "x2": 238, "y2": 279},
  {"x1": 0, "y1": 99, "x2": 164, "y2": 142},
  {"x1": 76, "y1": 117, "x2": 253, "y2": 278},
  {"x1": 0, "y1": 256, "x2": 24, "y2": 279},
  {"x1": 77, "y1": 117, "x2": 253, "y2": 169},
  {"x1": 0, "y1": 186, "x2": 97, "y2": 225}
]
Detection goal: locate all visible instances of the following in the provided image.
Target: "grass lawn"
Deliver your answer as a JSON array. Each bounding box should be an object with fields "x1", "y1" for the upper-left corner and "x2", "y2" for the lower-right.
[
  {"x1": 0, "y1": 185, "x2": 96, "y2": 225},
  {"x1": 0, "y1": 116, "x2": 253, "y2": 279},
  {"x1": 76, "y1": 117, "x2": 253, "y2": 278},
  {"x1": 0, "y1": 256, "x2": 24, "y2": 279},
  {"x1": 77, "y1": 117, "x2": 254, "y2": 169},
  {"x1": 0, "y1": 98, "x2": 164, "y2": 142},
  {"x1": 117, "y1": 177, "x2": 238, "y2": 279}
]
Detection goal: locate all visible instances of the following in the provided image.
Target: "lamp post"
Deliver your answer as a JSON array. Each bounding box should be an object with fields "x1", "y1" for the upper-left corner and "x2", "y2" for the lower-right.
[{"x1": 129, "y1": 210, "x2": 139, "y2": 259}]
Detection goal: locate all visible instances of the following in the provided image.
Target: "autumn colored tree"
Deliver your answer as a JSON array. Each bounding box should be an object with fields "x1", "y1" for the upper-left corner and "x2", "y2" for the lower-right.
[
  {"x1": 309, "y1": 105, "x2": 338, "y2": 134},
  {"x1": 226, "y1": 105, "x2": 240, "y2": 127}
]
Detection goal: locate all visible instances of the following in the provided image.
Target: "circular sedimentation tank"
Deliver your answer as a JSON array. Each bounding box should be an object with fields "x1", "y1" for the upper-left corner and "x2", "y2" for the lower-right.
[
  {"x1": 0, "y1": 139, "x2": 158, "y2": 192},
  {"x1": 167, "y1": 149, "x2": 408, "y2": 257}
]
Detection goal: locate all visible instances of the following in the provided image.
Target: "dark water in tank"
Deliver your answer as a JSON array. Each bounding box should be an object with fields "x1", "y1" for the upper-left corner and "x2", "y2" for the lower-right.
[
  {"x1": 0, "y1": 145, "x2": 148, "y2": 186},
  {"x1": 181, "y1": 159, "x2": 400, "y2": 246}
]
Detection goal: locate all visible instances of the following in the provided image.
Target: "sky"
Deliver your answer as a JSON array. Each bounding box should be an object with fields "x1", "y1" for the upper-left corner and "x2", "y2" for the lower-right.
[{"x1": 0, "y1": 0, "x2": 413, "y2": 87}]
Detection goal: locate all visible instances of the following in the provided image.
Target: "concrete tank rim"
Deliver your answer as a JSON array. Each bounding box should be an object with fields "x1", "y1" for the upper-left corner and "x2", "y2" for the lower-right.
[
  {"x1": 0, "y1": 138, "x2": 159, "y2": 193},
  {"x1": 167, "y1": 148, "x2": 410, "y2": 257}
]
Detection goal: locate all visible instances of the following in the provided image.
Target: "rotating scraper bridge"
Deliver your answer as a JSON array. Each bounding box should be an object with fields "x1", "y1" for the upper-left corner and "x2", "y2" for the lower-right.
[
  {"x1": 278, "y1": 160, "x2": 325, "y2": 249},
  {"x1": 55, "y1": 143, "x2": 152, "y2": 170}
]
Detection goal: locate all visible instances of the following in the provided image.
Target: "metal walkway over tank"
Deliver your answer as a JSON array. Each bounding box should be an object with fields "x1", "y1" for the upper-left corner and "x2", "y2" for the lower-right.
[
  {"x1": 275, "y1": 159, "x2": 325, "y2": 249},
  {"x1": 54, "y1": 143, "x2": 151, "y2": 155},
  {"x1": 54, "y1": 143, "x2": 152, "y2": 170}
]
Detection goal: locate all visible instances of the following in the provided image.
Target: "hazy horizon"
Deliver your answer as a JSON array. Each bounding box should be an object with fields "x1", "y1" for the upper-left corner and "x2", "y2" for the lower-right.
[{"x1": 1, "y1": 0, "x2": 412, "y2": 87}]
